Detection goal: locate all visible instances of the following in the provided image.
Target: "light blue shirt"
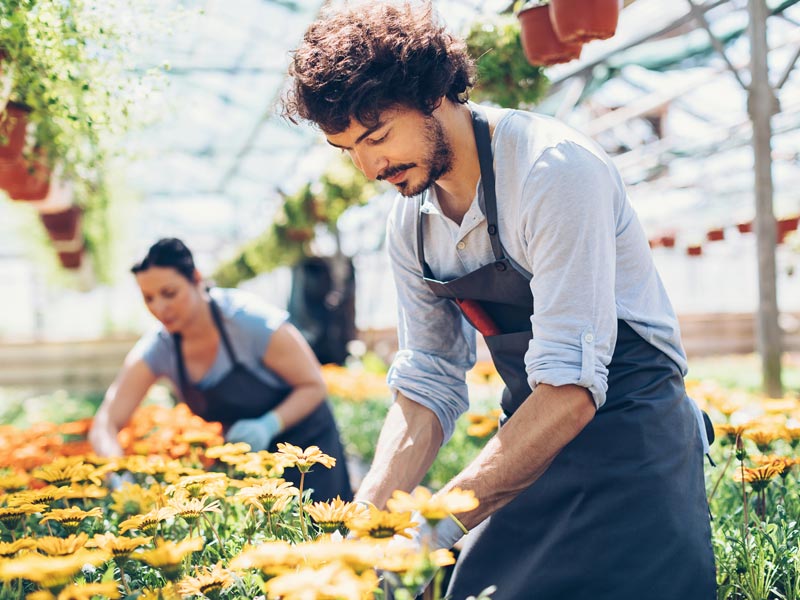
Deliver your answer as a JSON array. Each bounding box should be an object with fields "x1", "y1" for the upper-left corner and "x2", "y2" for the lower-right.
[
  {"x1": 132, "y1": 287, "x2": 291, "y2": 395},
  {"x1": 386, "y1": 108, "x2": 688, "y2": 443}
]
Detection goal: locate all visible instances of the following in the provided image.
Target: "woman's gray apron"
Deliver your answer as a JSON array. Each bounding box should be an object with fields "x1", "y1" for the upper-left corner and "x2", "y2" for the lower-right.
[
  {"x1": 418, "y1": 108, "x2": 715, "y2": 599},
  {"x1": 174, "y1": 298, "x2": 352, "y2": 502}
]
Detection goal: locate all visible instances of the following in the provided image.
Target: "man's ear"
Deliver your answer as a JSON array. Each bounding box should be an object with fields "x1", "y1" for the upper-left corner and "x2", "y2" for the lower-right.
[{"x1": 193, "y1": 269, "x2": 203, "y2": 285}]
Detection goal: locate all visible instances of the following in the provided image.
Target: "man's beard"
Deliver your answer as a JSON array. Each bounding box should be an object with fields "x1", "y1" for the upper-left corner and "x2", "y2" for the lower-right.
[{"x1": 382, "y1": 115, "x2": 454, "y2": 198}]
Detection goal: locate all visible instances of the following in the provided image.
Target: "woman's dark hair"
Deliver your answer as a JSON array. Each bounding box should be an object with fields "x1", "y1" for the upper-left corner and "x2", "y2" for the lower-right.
[
  {"x1": 131, "y1": 238, "x2": 196, "y2": 281},
  {"x1": 283, "y1": 1, "x2": 476, "y2": 134}
]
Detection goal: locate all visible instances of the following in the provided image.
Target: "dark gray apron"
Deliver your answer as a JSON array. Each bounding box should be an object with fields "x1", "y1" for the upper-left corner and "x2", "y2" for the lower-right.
[
  {"x1": 418, "y1": 108, "x2": 715, "y2": 599},
  {"x1": 174, "y1": 298, "x2": 352, "y2": 502}
]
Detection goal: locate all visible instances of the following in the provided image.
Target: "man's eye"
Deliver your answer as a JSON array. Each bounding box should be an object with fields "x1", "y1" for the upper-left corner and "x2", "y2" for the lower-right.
[{"x1": 366, "y1": 133, "x2": 388, "y2": 145}]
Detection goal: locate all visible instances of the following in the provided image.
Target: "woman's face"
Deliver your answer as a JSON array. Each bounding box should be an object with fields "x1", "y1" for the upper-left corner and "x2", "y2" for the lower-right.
[{"x1": 135, "y1": 267, "x2": 202, "y2": 333}]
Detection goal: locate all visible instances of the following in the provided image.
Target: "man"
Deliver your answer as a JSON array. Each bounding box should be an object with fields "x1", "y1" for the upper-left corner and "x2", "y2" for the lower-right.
[{"x1": 284, "y1": 2, "x2": 716, "y2": 599}]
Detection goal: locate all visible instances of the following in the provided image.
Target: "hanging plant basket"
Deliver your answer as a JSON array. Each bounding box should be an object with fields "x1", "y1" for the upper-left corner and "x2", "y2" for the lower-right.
[
  {"x1": 40, "y1": 205, "x2": 82, "y2": 242},
  {"x1": 517, "y1": 3, "x2": 582, "y2": 67},
  {"x1": 706, "y1": 228, "x2": 725, "y2": 242},
  {"x1": 0, "y1": 155, "x2": 51, "y2": 201},
  {"x1": 687, "y1": 245, "x2": 703, "y2": 257},
  {"x1": 52, "y1": 237, "x2": 85, "y2": 270},
  {"x1": 659, "y1": 234, "x2": 676, "y2": 248},
  {"x1": 549, "y1": 0, "x2": 620, "y2": 44},
  {"x1": 0, "y1": 103, "x2": 30, "y2": 162},
  {"x1": 737, "y1": 221, "x2": 753, "y2": 234}
]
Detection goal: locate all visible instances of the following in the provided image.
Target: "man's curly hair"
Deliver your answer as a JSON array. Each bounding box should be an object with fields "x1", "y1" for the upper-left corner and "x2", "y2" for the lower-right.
[{"x1": 283, "y1": 1, "x2": 476, "y2": 134}]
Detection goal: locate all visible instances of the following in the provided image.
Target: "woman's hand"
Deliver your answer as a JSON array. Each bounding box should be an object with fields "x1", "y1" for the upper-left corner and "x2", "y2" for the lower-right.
[{"x1": 225, "y1": 411, "x2": 283, "y2": 451}]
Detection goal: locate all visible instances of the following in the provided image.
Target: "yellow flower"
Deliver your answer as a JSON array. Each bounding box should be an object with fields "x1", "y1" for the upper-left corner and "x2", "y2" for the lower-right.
[
  {"x1": 40, "y1": 507, "x2": 103, "y2": 533},
  {"x1": 34, "y1": 533, "x2": 89, "y2": 556},
  {"x1": 0, "y1": 503, "x2": 47, "y2": 530},
  {"x1": 429, "y1": 548, "x2": 456, "y2": 567},
  {"x1": 85, "y1": 533, "x2": 152, "y2": 558},
  {"x1": 26, "y1": 581, "x2": 121, "y2": 600},
  {"x1": 386, "y1": 487, "x2": 478, "y2": 525},
  {"x1": 0, "y1": 471, "x2": 31, "y2": 492},
  {"x1": 276, "y1": 443, "x2": 336, "y2": 472},
  {"x1": 7, "y1": 486, "x2": 71, "y2": 508},
  {"x1": 465, "y1": 409, "x2": 502, "y2": 438},
  {"x1": 744, "y1": 426, "x2": 783, "y2": 451},
  {"x1": 305, "y1": 496, "x2": 367, "y2": 534},
  {"x1": 176, "y1": 430, "x2": 221, "y2": 447},
  {"x1": 139, "y1": 582, "x2": 181, "y2": 600},
  {"x1": 62, "y1": 484, "x2": 108, "y2": 501},
  {"x1": 109, "y1": 483, "x2": 161, "y2": 517},
  {"x1": 177, "y1": 563, "x2": 236, "y2": 598},
  {"x1": 0, "y1": 550, "x2": 111, "y2": 589},
  {"x1": 263, "y1": 561, "x2": 379, "y2": 600},
  {"x1": 0, "y1": 539, "x2": 35, "y2": 558},
  {"x1": 118, "y1": 506, "x2": 176, "y2": 535},
  {"x1": 225, "y1": 452, "x2": 287, "y2": 478},
  {"x1": 167, "y1": 492, "x2": 222, "y2": 525},
  {"x1": 132, "y1": 538, "x2": 204, "y2": 582},
  {"x1": 734, "y1": 465, "x2": 782, "y2": 491},
  {"x1": 230, "y1": 541, "x2": 297, "y2": 573},
  {"x1": 714, "y1": 422, "x2": 750, "y2": 444},
  {"x1": 238, "y1": 479, "x2": 298, "y2": 514},
  {"x1": 165, "y1": 473, "x2": 229, "y2": 499},
  {"x1": 348, "y1": 505, "x2": 419, "y2": 540},
  {"x1": 32, "y1": 460, "x2": 95, "y2": 487},
  {"x1": 204, "y1": 443, "x2": 252, "y2": 459},
  {"x1": 752, "y1": 455, "x2": 795, "y2": 478}
]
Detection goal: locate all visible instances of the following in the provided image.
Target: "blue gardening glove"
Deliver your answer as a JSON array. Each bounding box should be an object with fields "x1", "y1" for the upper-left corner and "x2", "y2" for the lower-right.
[{"x1": 225, "y1": 411, "x2": 283, "y2": 451}]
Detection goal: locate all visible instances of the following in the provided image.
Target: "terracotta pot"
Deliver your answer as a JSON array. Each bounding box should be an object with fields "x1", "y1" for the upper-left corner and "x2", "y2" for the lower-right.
[
  {"x1": 549, "y1": 0, "x2": 620, "y2": 44},
  {"x1": 659, "y1": 234, "x2": 676, "y2": 248},
  {"x1": 706, "y1": 228, "x2": 725, "y2": 242},
  {"x1": 687, "y1": 245, "x2": 703, "y2": 257},
  {"x1": 285, "y1": 227, "x2": 314, "y2": 242},
  {"x1": 517, "y1": 4, "x2": 582, "y2": 66},
  {"x1": 777, "y1": 215, "x2": 799, "y2": 243},
  {"x1": 40, "y1": 205, "x2": 82, "y2": 241},
  {"x1": 57, "y1": 248, "x2": 84, "y2": 269},
  {"x1": 0, "y1": 156, "x2": 51, "y2": 201},
  {"x1": 0, "y1": 103, "x2": 30, "y2": 161},
  {"x1": 737, "y1": 221, "x2": 753, "y2": 234}
]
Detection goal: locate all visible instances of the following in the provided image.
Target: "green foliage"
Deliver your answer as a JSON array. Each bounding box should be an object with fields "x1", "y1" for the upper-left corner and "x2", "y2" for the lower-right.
[
  {"x1": 0, "y1": 0, "x2": 150, "y2": 281},
  {"x1": 213, "y1": 158, "x2": 380, "y2": 287},
  {"x1": 465, "y1": 15, "x2": 549, "y2": 109}
]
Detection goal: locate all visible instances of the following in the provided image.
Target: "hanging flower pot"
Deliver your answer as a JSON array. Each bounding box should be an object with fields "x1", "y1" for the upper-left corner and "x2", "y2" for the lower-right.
[
  {"x1": 549, "y1": 0, "x2": 620, "y2": 44},
  {"x1": 517, "y1": 3, "x2": 582, "y2": 67},
  {"x1": 737, "y1": 221, "x2": 753, "y2": 234},
  {"x1": 40, "y1": 205, "x2": 82, "y2": 242},
  {"x1": 52, "y1": 237, "x2": 85, "y2": 270},
  {"x1": 777, "y1": 215, "x2": 799, "y2": 244},
  {"x1": 0, "y1": 103, "x2": 30, "y2": 162},
  {"x1": 0, "y1": 155, "x2": 51, "y2": 201},
  {"x1": 659, "y1": 234, "x2": 676, "y2": 248},
  {"x1": 706, "y1": 228, "x2": 725, "y2": 242},
  {"x1": 687, "y1": 244, "x2": 703, "y2": 257}
]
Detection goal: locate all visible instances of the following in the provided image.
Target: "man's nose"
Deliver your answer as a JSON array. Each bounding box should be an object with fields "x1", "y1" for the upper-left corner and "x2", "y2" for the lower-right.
[{"x1": 349, "y1": 147, "x2": 387, "y2": 181}]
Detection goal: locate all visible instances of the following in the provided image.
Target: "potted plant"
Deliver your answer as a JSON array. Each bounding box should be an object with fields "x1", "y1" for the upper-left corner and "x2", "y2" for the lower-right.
[
  {"x1": 515, "y1": 1, "x2": 582, "y2": 67},
  {"x1": 549, "y1": 0, "x2": 620, "y2": 44},
  {"x1": 40, "y1": 204, "x2": 82, "y2": 242},
  {"x1": 737, "y1": 221, "x2": 753, "y2": 234},
  {"x1": 465, "y1": 16, "x2": 549, "y2": 108},
  {"x1": 687, "y1": 244, "x2": 703, "y2": 257},
  {"x1": 0, "y1": 153, "x2": 50, "y2": 200},
  {"x1": 706, "y1": 227, "x2": 725, "y2": 242},
  {"x1": 0, "y1": 101, "x2": 29, "y2": 161}
]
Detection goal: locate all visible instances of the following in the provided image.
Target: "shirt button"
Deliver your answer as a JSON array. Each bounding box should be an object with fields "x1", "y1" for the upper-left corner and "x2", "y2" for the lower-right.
[
  {"x1": 456, "y1": 241, "x2": 466, "y2": 250},
  {"x1": 584, "y1": 333, "x2": 595, "y2": 343}
]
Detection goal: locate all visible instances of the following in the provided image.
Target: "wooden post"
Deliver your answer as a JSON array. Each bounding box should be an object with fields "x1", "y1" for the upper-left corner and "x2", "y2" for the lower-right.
[{"x1": 747, "y1": 0, "x2": 782, "y2": 396}]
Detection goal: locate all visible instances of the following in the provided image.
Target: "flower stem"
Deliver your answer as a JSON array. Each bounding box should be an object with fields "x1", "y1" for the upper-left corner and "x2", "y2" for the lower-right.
[
  {"x1": 117, "y1": 559, "x2": 132, "y2": 596},
  {"x1": 203, "y1": 512, "x2": 225, "y2": 557},
  {"x1": 298, "y1": 472, "x2": 308, "y2": 541}
]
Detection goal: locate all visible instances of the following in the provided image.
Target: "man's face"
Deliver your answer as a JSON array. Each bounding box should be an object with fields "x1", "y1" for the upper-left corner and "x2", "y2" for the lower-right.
[{"x1": 325, "y1": 105, "x2": 454, "y2": 197}]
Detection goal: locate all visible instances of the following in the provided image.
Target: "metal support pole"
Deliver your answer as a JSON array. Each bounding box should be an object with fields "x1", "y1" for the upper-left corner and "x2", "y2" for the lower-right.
[{"x1": 747, "y1": 0, "x2": 783, "y2": 396}]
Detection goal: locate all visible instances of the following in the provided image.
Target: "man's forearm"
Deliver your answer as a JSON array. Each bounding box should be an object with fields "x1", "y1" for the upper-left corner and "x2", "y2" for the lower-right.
[
  {"x1": 355, "y1": 392, "x2": 444, "y2": 508},
  {"x1": 438, "y1": 383, "x2": 596, "y2": 529}
]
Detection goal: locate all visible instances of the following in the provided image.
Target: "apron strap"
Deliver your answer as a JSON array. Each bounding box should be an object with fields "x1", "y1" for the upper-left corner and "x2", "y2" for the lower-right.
[
  {"x1": 208, "y1": 296, "x2": 241, "y2": 366},
  {"x1": 470, "y1": 105, "x2": 505, "y2": 262},
  {"x1": 173, "y1": 332, "x2": 190, "y2": 391}
]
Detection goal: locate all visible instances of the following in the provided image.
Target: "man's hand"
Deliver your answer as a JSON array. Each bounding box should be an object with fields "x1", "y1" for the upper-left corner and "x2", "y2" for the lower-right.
[{"x1": 225, "y1": 411, "x2": 283, "y2": 451}]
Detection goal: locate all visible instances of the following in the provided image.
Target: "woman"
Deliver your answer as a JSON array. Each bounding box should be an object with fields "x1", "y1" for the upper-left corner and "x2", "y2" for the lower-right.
[{"x1": 89, "y1": 238, "x2": 353, "y2": 501}]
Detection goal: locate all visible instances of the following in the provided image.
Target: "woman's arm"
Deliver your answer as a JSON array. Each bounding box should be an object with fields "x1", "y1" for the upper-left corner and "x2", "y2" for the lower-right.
[
  {"x1": 261, "y1": 322, "x2": 327, "y2": 429},
  {"x1": 89, "y1": 353, "x2": 157, "y2": 457}
]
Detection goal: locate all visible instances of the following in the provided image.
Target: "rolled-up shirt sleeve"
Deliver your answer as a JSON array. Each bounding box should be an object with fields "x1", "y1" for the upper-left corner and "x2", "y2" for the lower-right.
[
  {"x1": 521, "y1": 142, "x2": 620, "y2": 409},
  {"x1": 385, "y1": 198, "x2": 475, "y2": 443}
]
